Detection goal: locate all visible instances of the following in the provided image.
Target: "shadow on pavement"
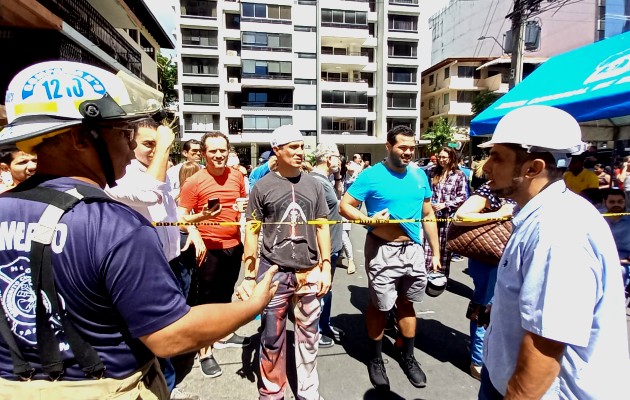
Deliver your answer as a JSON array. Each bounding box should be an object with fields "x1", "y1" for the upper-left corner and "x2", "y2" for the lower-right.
[
  {"x1": 445, "y1": 277, "x2": 473, "y2": 299},
  {"x1": 172, "y1": 351, "x2": 196, "y2": 386},
  {"x1": 364, "y1": 388, "x2": 425, "y2": 400},
  {"x1": 235, "y1": 330, "x2": 262, "y2": 384},
  {"x1": 341, "y1": 285, "x2": 471, "y2": 375}
]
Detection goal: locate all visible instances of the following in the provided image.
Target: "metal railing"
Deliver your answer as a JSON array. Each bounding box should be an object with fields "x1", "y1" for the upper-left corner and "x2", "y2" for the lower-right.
[
  {"x1": 389, "y1": 0, "x2": 419, "y2": 5},
  {"x1": 321, "y1": 49, "x2": 369, "y2": 56},
  {"x1": 321, "y1": 103, "x2": 368, "y2": 109},
  {"x1": 242, "y1": 102, "x2": 293, "y2": 108},
  {"x1": 242, "y1": 73, "x2": 292, "y2": 80},
  {"x1": 322, "y1": 130, "x2": 370, "y2": 135},
  {"x1": 39, "y1": 0, "x2": 142, "y2": 77}
]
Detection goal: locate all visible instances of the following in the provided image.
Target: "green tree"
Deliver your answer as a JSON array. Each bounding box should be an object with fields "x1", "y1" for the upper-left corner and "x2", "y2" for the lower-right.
[
  {"x1": 422, "y1": 117, "x2": 454, "y2": 155},
  {"x1": 157, "y1": 53, "x2": 178, "y2": 107},
  {"x1": 471, "y1": 91, "x2": 503, "y2": 116}
]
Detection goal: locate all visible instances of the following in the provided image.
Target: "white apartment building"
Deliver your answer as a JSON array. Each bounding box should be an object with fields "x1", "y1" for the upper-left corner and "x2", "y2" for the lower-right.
[{"x1": 177, "y1": 0, "x2": 428, "y2": 165}]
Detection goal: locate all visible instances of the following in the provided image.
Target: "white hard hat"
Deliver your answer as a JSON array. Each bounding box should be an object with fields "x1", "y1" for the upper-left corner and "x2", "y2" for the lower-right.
[
  {"x1": 270, "y1": 124, "x2": 303, "y2": 148},
  {"x1": 0, "y1": 61, "x2": 163, "y2": 153},
  {"x1": 478, "y1": 105, "x2": 587, "y2": 155}
]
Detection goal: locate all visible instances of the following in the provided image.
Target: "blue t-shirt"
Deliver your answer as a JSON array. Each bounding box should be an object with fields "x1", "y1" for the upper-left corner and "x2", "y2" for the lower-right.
[
  {"x1": 0, "y1": 177, "x2": 190, "y2": 380},
  {"x1": 248, "y1": 162, "x2": 270, "y2": 189},
  {"x1": 347, "y1": 162, "x2": 432, "y2": 244}
]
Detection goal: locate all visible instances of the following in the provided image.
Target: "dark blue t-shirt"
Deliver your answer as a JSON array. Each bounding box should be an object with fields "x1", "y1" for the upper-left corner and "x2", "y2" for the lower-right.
[{"x1": 0, "y1": 177, "x2": 190, "y2": 380}]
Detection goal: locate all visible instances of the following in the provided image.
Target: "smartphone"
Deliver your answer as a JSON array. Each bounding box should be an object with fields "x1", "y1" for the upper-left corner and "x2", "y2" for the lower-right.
[{"x1": 207, "y1": 198, "x2": 220, "y2": 209}]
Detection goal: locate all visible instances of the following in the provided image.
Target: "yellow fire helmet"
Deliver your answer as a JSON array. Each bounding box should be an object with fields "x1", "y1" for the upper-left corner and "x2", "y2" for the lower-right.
[{"x1": 0, "y1": 61, "x2": 163, "y2": 153}]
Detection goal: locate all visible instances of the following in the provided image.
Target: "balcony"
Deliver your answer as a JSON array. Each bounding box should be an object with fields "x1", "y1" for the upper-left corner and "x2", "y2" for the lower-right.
[
  {"x1": 241, "y1": 74, "x2": 293, "y2": 88},
  {"x1": 321, "y1": 24, "x2": 369, "y2": 40},
  {"x1": 321, "y1": 49, "x2": 369, "y2": 70},
  {"x1": 388, "y1": 0, "x2": 421, "y2": 15},
  {"x1": 38, "y1": 0, "x2": 142, "y2": 77},
  {"x1": 180, "y1": 0, "x2": 218, "y2": 20},
  {"x1": 223, "y1": 0, "x2": 240, "y2": 13},
  {"x1": 321, "y1": 78, "x2": 369, "y2": 92}
]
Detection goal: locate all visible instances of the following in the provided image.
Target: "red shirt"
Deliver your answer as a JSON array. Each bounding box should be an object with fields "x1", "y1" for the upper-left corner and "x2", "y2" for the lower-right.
[{"x1": 179, "y1": 168, "x2": 245, "y2": 249}]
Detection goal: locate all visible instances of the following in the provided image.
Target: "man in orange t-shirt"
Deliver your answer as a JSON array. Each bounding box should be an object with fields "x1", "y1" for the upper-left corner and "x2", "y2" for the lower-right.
[{"x1": 179, "y1": 131, "x2": 248, "y2": 378}]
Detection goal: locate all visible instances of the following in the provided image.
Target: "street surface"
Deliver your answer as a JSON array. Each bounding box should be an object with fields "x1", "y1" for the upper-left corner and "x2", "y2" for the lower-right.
[{"x1": 175, "y1": 225, "x2": 630, "y2": 400}]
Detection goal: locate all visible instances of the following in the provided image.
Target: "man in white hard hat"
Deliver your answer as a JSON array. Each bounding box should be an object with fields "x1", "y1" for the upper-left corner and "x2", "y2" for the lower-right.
[
  {"x1": 0, "y1": 61, "x2": 278, "y2": 399},
  {"x1": 478, "y1": 105, "x2": 630, "y2": 399}
]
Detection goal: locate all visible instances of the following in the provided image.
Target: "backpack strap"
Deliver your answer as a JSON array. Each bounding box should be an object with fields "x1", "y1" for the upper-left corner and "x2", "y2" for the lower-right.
[{"x1": 0, "y1": 184, "x2": 114, "y2": 380}]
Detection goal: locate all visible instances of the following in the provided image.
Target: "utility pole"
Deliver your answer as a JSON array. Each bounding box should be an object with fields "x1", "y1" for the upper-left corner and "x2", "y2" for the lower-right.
[{"x1": 508, "y1": 0, "x2": 526, "y2": 89}]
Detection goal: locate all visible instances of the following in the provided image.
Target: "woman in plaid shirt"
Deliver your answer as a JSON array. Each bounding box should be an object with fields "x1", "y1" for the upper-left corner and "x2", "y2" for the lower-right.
[{"x1": 423, "y1": 147, "x2": 469, "y2": 277}]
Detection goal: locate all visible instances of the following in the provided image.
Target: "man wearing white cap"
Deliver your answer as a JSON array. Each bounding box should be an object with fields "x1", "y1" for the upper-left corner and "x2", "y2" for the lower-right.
[
  {"x1": 236, "y1": 125, "x2": 331, "y2": 400},
  {"x1": 478, "y1": 105, "x2": 630, "y2": 400}
]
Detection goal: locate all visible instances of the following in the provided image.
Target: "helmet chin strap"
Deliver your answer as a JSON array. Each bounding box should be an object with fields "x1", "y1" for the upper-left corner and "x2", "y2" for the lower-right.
[{"x1": 86, "y1": 128, "x2": 118, "y2": 188}]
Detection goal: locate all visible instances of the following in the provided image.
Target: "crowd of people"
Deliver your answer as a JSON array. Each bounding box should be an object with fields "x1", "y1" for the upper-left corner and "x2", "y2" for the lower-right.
[{"x1": 0, "y1": 61, "x2": 629, "y2": 400}]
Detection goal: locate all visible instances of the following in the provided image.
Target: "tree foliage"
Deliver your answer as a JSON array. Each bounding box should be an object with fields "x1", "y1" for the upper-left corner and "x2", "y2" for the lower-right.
[
  {"x1": 157, "y1": 53, "x2": 178, "y2": 108},
  {"x1": 422, "y1": 117, "x2": 454, "y2": 155},
  {"x1": 471, "y1": 91, "x2": 503, "y2": 116}
]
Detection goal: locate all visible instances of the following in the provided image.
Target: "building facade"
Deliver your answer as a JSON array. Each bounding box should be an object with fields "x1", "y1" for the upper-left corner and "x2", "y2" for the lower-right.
[
  {"x1": 0, "y1": 0, "x2": 174, "y2": 103},
  {"x1": 420, "y1": 0, "x2": 630, "y2": 138},
  {"x1": 177, "y1": 0, "x2": 431, "y2": 166}
]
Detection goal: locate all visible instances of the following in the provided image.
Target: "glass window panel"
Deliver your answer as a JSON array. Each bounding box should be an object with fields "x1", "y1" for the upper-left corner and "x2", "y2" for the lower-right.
[
  {"x1": 322, "y1": 91, "x2": 332, "y2": 103},
  {"x1": 243, "y1": 32, "x2": 255, "y2": 44},
  {"x1": 322, "y1": 9, "x2": 331, "y2": 23},
  {"x1": 322, "y1": 117, "x2": 332, "y2": 129},
  {"x1": 345, "y1": 11, "x2": 355, "y2": 25},
  {"x1": 268, "y1": 5, "x2": 280, "y2": 19},
  {"x1": 332, "y1": 10, "x2": 344, "y2": 23},
  {"x1": 281, "y1": 116, "x2": 292, "y2": 125},
  {"x1": 255, "y1": 117, "x2": 267, "y2": 129},
  {"x1": 242, "y1": 3, "x2": 255, "y2": 17},
  {"x1": 256, "y1": 32, "x2": 267, "y2": 45},
  {"x1": 242, "y1": 60, "x2": 255, "y2": 73},
  {"x1": 255, "y1": 4, "x2": 266, "y2": 18},
  {"x1": 268, "y1": 62, "x2": 280, "y2": 73},
  {"x1": 279, "y1": 35, "x2": 291, "y2": 48},
  {"x1": 356, "y1": 118, "x2": 367, "y2": 131},
  {"x1": 255, "y1": 63, "x2": 268, "y2": 75},
  {"x1": 332, "y1": 91, "x2": 343, "y2": 103},
  {"x1": 356, "y1": 12, "x2": 367, "y2": 25},
  {"x1": 243, "y1": 116, "x2": 255, "y2": 129},
  {"x1": 268, "y1": 117, "x2": 281, "y2": 129},
  {"x1": 280, "y1": 6, "x2": 291, "y2": 20},
  {"x1": 280, "y1": 62, "x2": 292, "y2": 74},
  {"x1": 268, "y1": 35, "x2": 280, "y2": 48}
]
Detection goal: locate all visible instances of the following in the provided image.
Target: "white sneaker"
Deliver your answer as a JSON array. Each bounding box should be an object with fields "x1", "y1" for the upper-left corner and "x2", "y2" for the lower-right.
[
  {"x1": 470, "y1": 363, "x2": 482, "y2": 381},
  {"x1": 347, "y1": 259, "x2": 356, "y2": 274}
]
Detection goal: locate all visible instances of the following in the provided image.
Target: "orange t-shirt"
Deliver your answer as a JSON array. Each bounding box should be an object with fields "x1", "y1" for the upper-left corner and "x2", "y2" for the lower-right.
[{"x1": 179, "y1": 168, "x2": 246, "y2": 250}]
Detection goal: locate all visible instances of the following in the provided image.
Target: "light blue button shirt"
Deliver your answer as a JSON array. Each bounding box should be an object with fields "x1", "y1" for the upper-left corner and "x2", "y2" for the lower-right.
[{"x1": 484, "y1": 180, "x2": 630, "y2": 399}]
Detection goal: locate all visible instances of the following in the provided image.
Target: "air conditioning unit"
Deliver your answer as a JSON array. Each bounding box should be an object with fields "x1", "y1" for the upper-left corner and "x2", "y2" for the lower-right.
[
  {"x1": 227, "y1": 50, "x2": 237, "y2": 56},
  {"x1": 228, "y1": 77, "x2": 238, "y2": 83}
]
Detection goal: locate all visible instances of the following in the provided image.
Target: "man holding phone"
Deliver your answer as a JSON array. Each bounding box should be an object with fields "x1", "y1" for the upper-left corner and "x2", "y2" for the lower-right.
[{"x1": 178, "y1": 131, "x2": 249, "y2": 378}]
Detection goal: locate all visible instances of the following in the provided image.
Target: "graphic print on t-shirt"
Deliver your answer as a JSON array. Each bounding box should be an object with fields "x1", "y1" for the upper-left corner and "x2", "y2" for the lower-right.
[
  {"x1": 272, "y1": 185, "x2": 307, "y2": 261},
  {"x1": 0, "y1": 256, "x2": 68, "y2": 349}
]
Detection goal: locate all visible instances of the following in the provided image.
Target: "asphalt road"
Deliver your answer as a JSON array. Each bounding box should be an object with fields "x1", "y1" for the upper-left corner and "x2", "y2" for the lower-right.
[{"x1": 174, "y1": 225, "x2": 630, "y2": 400}]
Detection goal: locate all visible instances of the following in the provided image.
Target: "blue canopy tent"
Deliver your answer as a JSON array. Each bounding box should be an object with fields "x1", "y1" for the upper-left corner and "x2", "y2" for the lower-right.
[{"x1": 470, "y1": 31, "x2": 630, "y2": 141}]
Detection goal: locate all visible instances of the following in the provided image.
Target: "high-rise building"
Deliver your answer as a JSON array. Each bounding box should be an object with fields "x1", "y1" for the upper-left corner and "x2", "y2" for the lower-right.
[{"x1": 177, "y1": 0, "x2": 428, "y2": 165}]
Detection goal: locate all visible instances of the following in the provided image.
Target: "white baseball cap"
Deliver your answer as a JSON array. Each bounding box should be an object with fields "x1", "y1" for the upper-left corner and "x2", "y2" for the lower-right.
[
  {"x1": 270, "y1": 124, "x2": 303, "y2": 148},
  {"x1": 478, "y1": 105, "x2": 587, "y2": 155}
]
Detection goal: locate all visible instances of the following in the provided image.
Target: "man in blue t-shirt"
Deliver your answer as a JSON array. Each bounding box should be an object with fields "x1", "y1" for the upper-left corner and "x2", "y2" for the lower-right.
[
  {"x1": 0, "y1": 61, "x2": 278, "y2": 398},
  {"x1": 340, "y1": 125, "x2": 441, "y2": 391}
]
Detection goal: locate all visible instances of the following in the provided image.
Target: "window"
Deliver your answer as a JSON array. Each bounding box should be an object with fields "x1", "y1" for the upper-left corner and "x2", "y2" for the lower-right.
[
  {"x1": 297, "y1": 52, "x2": 317, "y2": 59},
  {"x1": 388, "y1": 15, "x2": 418, "y2": 32},
  {"x1": 182, "y1": 57, "x2": 218, "y2": 75},
  {"x1": 428, "y1": 74, "x2": 434, "y2": 85},
  {"x1": 428, "y1": 98, "x2": 435, "y2": 110},
  {"x1": 457, "y1": 91, "x2": 479, "y2": 103},
  {"x1": 294, "y1": 26, "x2": 316, "y2": 32},
  {"x1": 444, "y1": 67, "x2": 450, "y2": 79},
  {"x1": 242, "y1": 60, "x2": 292, "y2": 78},
  {"x1": 181, "y1": 0, "x2": 217, "y2": 18},
  {"x1": 181, "y1": 29, "x2": 218, "y2": 47},
  {"x1": 321, "y1": 9, "x2": 368, "y2": 26},
  {"x1": 387, "y1": 67, "x2": 417, "y2": 83},
  {"x1": 294, "y1": 78, "x2": 317, "y2": 85},
  {"x1": 456, "y1": 115, "x2": 472, "y2": 126},
  {"x1": 242, "y1": 32, "x2": 292, "y2": 51},
  {"x1": 458, "y1": 66, "x2": 480, "y2": 79},
  {"x1": 183, "y1": 86, "x2": 219, "y2": 104},
  {"x1": 388, "y1": 41, "x2": 417, "y2": 58},
  {"x1": 184, "y1": 113, "x2": 219, "y2": 131},
  {"x1": 243, "y1": 89, "x2": 292, "y2": 107},
  {"x1": 322, "y1": 91, "x2": 367, "y2": 107},
  {"x1": 387, "y1": 118, "x2": 416, "y2": 132},
  {"x1": 387, "y1": 93, "x2": 416, "y2": 109},
  {"x1": 294, "y1": 104, "x2": 316, "y2": 110},
  {"x1": 321, "y1": 117, "x2": 367, "y2": 132},
  {"x1": 443, "y1": 93, "x2": 450, "y2": 105},
  {"x1": 242, "y1": 3, "x2": 290, "y2": 20},
  {"x1": 243, "y1": 116, "x2": 293, "y2": 131}
]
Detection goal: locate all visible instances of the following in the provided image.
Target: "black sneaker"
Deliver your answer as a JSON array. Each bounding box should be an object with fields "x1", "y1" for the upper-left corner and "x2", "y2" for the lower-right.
[
  {"x1": 368, "y1": 358, "x2": 390, "y2": 390},
  {"x1": 318, "y1": 334, "x2": 334, "y2": 348},
  {"x1": 401, "y1": 356, "x2": 426, "y2": 388},
  {"x1": 199, "y1": 355, "x2": 222, "y2": 378},
  {"x1": 213, "y1": 334, "x2": 251, "y2": 349}
]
